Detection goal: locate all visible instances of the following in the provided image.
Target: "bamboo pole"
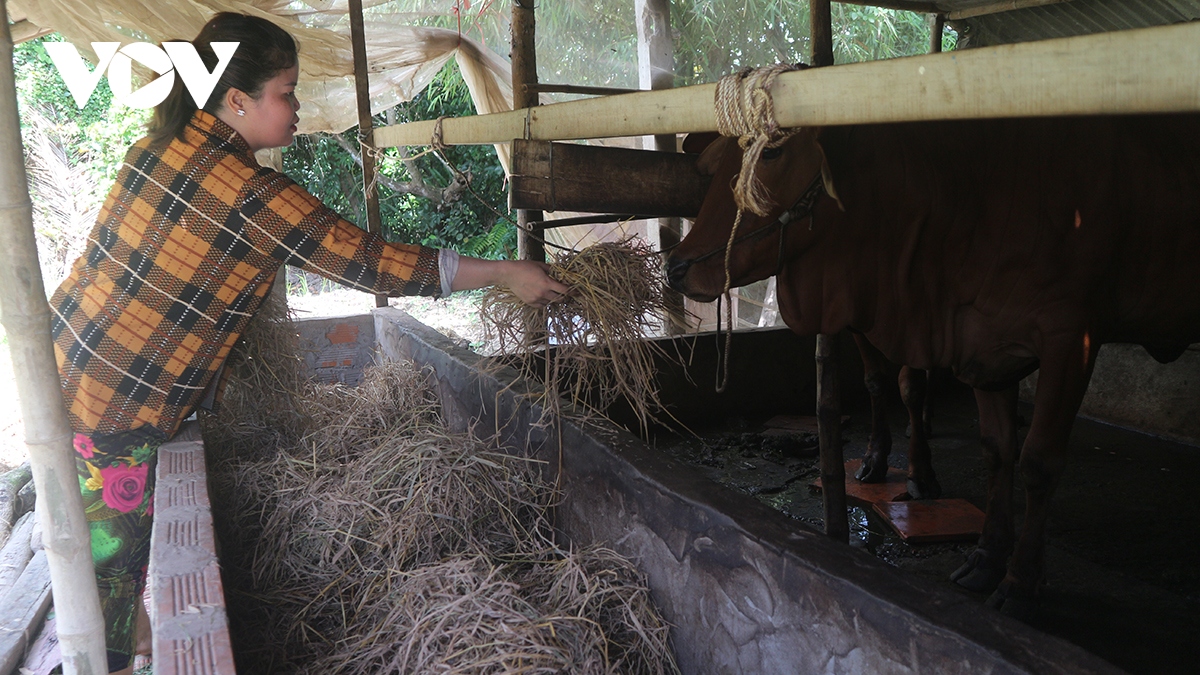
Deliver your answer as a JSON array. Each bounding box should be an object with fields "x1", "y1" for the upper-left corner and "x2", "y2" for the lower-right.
[
  {"x1": 0, "y1": 5, "x2": 108, "y2": 673},
  {"x1": 512, "y1": 0, "x2": 544, "y2": 265},
  {"x1": 375, "y1": 22, "x2": 1200, "y2": 148},
  {"x1": 348, "y1": 0, "x2": 388, "y2": 308}
]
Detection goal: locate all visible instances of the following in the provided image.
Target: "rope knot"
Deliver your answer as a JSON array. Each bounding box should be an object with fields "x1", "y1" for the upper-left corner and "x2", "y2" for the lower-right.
[{"x1": 714, "y1": 64, "x2": 801, "y2": 216}]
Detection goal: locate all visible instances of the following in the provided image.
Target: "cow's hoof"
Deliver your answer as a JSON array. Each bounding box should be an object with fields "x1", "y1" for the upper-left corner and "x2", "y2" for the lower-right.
[
  {"x1": 905, "y1": 475, "x2": 942, "y2": 500},
  {"x1": 950, "y1": 549, "x2": 1006, "y2": 593},
  {"x1": 985, "y1": 581, "x2": 1038, "y2": 621},
  {"x1": 855, "y1": 456, "x2": 888, "y2": 483}
]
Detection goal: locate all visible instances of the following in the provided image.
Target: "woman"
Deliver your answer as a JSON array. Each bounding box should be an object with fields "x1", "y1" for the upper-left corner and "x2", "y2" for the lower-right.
[{"x1": 49, "y1": 12, "x2": 566, "y2": 674}]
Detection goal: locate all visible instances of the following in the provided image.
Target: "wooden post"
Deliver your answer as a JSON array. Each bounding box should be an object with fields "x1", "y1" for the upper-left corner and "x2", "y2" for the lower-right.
[
  {"x1": 512, "y1": 0, "x2": 544, "y2": 264},
  {"x1": 816, "y1": 335, "x2": 848, "y2": 543},
  {"x1": 348, "y1": 0, "x2": 388, "y2": 308},
  {"x1": 810, "y1": 0, "x2": 834, "y2": 68},
  {"x1": 0, "y1": 6, "x2": 108, "y2": 672},
  {"x1": 636, "y1": 0, "x2": 686, "y2": 334},
  {"x1": 810, "y1": 0, "x2": 846, "y2": 542},
  {"x1": 930, "y1": 13, "x2": 946, "y2": 54}
]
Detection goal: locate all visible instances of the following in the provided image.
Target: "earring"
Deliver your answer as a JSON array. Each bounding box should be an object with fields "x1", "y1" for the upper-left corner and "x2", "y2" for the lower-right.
[{"x1": 236, "y1": 109, "x2": 245, "y2": 117}]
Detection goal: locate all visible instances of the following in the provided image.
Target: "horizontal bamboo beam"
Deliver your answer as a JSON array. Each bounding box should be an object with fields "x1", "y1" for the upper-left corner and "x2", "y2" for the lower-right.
[{"x1": 375, "y1": 22, "x2": 1200, "y2": 149}]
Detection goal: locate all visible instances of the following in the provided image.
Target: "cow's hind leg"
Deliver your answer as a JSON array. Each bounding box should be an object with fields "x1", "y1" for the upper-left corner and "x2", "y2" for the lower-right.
[
  {"x1": 900, "y1": 367, "x2": 940, "y2": 499},
  {"x1": 951, "y1": 385, "x2": 1019, "y2": 594},
  {"x1": 988, "y1": 336, "x2": 1097, "y2": 619},
  {"x1": 853, "y1": 333, "x2": 893, "y2": 483}
]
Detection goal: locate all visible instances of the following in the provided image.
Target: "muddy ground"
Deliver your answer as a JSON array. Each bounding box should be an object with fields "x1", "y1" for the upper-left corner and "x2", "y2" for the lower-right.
[{"x1": 646, "y1": 375, "x2": 1200, "y2": 675}]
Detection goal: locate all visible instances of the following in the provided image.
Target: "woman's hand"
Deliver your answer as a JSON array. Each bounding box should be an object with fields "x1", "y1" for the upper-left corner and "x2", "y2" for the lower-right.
[
  {"x1": 452, "y1": 257, "x2": 569, "y2": 308},
  {"x1": 498, "y1": 260, "x2": 570, "y2": 308}
]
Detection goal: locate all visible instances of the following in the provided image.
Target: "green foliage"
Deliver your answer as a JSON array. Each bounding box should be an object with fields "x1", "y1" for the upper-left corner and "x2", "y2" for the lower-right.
[
  {"x1": 284, "y1": 62, "x2": 515, "y2": 261},
  {"x1": 15, "y1": 36, "x2": 150, "y2": 288},
  {"x1": 14, "y1": 36, "x2": 150, "y2": 191},
  {"x1": 673, "y1": 1, "x2": 954, "y2": 85}
]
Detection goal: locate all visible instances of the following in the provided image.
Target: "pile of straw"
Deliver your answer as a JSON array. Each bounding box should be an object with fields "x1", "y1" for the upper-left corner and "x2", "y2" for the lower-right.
[
  {"x1": 203, "y1": 297, "x2": 676, "y2": 674},
  {"x1": 478, "y1": 238, "x2": 674, "y2": 428}
]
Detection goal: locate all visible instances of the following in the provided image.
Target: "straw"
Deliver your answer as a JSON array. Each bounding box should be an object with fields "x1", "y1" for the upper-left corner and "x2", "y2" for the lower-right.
[
  {"x1": 202, "y1": 301, "x2": 678, "y2": 674},
  {"x1": 478, "y1": 238, "x2": 677, "y2": 432}
]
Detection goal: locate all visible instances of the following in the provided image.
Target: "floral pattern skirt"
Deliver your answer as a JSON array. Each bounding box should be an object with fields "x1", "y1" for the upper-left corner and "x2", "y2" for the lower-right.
[{"x1": 73, "y1": 426, "x2": 163, "y2": 673}]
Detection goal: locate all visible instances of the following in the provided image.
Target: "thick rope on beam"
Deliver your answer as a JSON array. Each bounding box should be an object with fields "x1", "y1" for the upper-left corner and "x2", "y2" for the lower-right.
[{"x1": 714, "y1": 64, "x2": 802, "y2": 217}]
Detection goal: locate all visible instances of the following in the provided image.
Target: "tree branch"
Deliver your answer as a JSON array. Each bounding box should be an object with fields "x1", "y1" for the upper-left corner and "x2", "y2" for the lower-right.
[{"x1": 328, "y1": 132, "x2": 469, "y2": 208}]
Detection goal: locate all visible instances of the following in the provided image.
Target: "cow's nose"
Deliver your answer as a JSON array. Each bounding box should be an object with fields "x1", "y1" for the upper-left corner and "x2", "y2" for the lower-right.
[{"x1": 665, "y1": 255, "x2": 692, "y2": 291}]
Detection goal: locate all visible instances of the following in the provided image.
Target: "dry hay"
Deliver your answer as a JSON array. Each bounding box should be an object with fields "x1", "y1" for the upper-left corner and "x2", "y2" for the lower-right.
[
  {"x1": 203, "y1": 304, "x2": 677, "y2": 674},
  {"x1": 200, "y1": 288, "x2": 309, "y2": 460},
  {"x1": 478, "y1": 238, "x2": 677, "y2": 431}
]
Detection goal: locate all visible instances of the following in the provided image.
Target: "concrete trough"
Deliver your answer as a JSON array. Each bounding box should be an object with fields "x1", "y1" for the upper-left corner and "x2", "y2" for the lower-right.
[
  {"x1": 371, "y1": 308, "x2": 1122, "y2": 675},
  {"x1": 145, "y1": 308, "x2": 1134, "y2": 674}
]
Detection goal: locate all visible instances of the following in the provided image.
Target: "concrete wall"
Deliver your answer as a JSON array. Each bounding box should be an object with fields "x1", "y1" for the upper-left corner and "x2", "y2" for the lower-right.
[
  {"x1": 1022, "y1": 344, "x2": 1200, "y2": 445},
  {"x1": 374, "y1": 307, "x2": 1121, "y2": 675},
  {"x1": 294, "y1": 313, "x2": 376, "y2": 386}
]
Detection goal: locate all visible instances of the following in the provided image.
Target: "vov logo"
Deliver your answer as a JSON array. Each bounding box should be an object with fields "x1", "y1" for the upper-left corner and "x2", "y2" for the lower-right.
[{"x1": 45, "y1": 41, "x2": 239, "y2": 110}]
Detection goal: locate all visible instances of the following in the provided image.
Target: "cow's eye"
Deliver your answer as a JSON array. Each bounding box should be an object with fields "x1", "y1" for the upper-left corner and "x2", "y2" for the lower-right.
[{"x1": 761, "y1": 146, "x2": 784, "y2": 161}]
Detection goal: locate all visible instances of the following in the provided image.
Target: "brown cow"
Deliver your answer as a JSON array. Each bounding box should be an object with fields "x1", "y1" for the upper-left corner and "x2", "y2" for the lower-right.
[{"x1": 666, "y1": 114, "x2": 1200, "y2": 616}]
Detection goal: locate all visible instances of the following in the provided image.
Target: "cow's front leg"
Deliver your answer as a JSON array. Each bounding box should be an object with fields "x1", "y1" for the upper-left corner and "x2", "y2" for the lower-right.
[
  {"x1": 951, "y1": 385, "x2": 1018, "y2": 594},
  {"x1": 988, "y1": 334, "x2": 1098, "y2": 619},
  {"x1": 853, "y1": 333, "x2": 893, "y2": 483},
  {"x1": 900, "y1": 367, "x2": 940, "y2": 499}
]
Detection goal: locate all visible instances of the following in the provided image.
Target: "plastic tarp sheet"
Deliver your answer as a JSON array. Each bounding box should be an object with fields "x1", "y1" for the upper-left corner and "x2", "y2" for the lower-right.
[{"x1": 9, "y1": 1, "x2": 513, "y2": 139}]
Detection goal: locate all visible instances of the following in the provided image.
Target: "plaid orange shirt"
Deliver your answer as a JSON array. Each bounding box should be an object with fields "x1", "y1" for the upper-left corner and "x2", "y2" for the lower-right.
[{"x1": 51, "y1": 110, "x2": 443, "y2": 438}]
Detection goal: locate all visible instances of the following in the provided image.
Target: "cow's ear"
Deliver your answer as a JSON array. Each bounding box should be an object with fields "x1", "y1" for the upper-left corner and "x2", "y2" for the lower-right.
[
  {"x1": 696, "y1": 136, "x2": 732, "y2": 176},
  {"x1": 815, "y1": 139, "x2": 845, "y2": 211}
]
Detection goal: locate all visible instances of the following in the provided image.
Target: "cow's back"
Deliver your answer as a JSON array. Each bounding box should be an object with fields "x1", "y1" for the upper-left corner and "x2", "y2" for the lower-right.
[{"x1": 795, "y1": 114, "x2": 1200, "y2": 385}]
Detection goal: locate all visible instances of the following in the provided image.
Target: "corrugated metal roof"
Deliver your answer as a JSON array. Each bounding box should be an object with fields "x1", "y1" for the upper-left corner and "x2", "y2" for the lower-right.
[{"x1": 947, "y1": 0, "x2": 1200, "y2": 47}]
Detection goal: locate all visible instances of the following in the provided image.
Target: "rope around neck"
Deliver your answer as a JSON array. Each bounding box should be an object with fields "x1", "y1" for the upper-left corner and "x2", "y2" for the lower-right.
[{"x1": 712, "y1": 63, "x2": 801, "y2": 392}]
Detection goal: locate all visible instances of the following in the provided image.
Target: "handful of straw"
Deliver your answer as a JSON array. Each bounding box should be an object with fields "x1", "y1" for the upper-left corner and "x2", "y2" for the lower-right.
[{"x1": 479, "y1": 238, "x2": 673, "y2": 428}]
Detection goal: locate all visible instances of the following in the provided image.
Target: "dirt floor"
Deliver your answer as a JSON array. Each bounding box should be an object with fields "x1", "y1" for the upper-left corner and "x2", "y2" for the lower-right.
[{"x1": 649, "y1": 375, "x2": 1200, "y2": 675}]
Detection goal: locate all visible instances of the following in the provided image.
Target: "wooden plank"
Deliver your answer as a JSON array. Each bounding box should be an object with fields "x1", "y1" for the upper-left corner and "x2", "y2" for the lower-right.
[
  {"x1": 872, "y1": 499, "x2": 985, "y2": 543},
  {"x1": 0, "y1": 511, "x2": 33, "y2": 597},
  {"x1": 0, "y1": 462, "x2": 31, "y2": 544},
  {"x1": 0, "y1": 550, "x2": 53, "y2": 675},
  {"x1": 811, "y1": 459, "x2": 910, "y2": 506},
  {"x1": 510, "y1": 140, "x2": 710, "y2": 216},
  {"x1": 947, "y1": 0, "x2": 1073, "y2": 21},
  {"x1": 374, "y1": 22, "x2": 1200, "y2": 148}
]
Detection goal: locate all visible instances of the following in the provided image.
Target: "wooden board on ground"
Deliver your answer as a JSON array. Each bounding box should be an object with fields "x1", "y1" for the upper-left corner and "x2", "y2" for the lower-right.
[
  {"x1": 810, "y1": 458, "x2": 908, "y2": 506},
  {"x1": 872, "y1": 499, "x2": 985, "y2": 544},
  {"x1": 21, "y1": 615, "x2": 59, "y2": 675},
  {"x1": 0, "y1": 550, "x2": 53, "y2": 675}
]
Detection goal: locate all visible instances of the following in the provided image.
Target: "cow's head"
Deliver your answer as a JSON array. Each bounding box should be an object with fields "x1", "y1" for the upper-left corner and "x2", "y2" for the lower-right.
[{"x1": 666, "y1": 128, "x2": 840, "y2": 301}]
